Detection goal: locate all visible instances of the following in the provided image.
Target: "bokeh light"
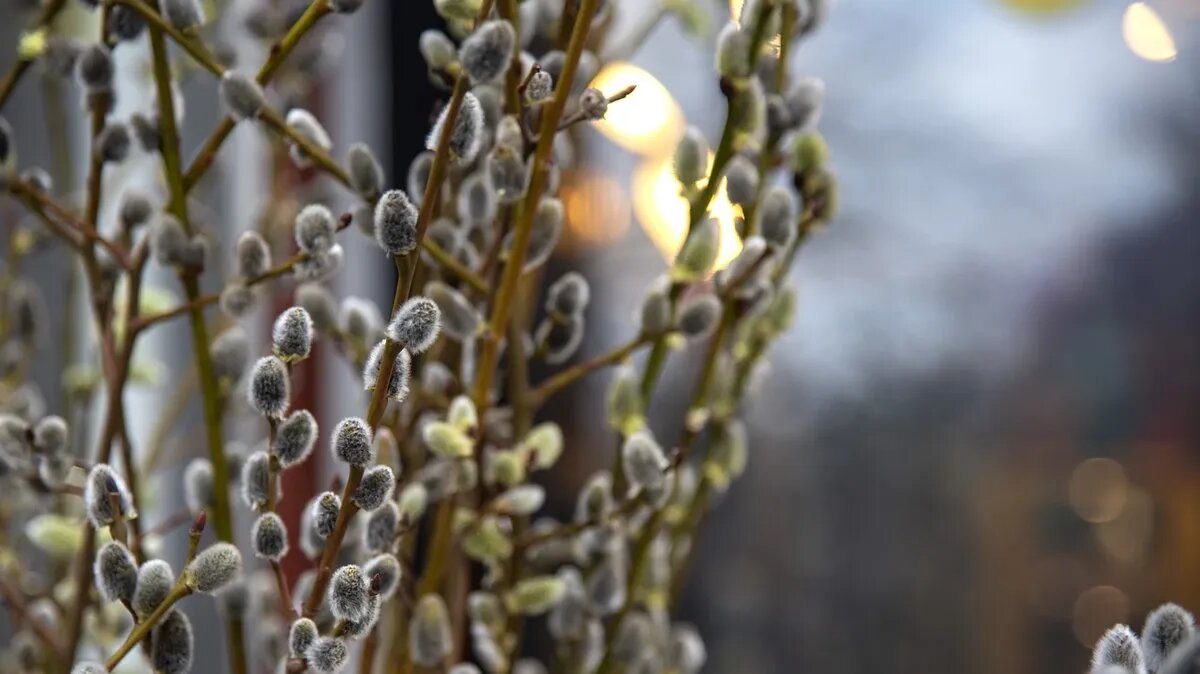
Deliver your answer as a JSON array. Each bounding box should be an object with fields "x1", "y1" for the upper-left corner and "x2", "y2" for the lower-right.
[
  {"x1": 560, "y1": 171, "x2": 632, "y2": 250},
  {"x1": 632, "y1": 156, "x2": 743, "y2": 272},
  {"x1": 1072, "y1": 586, "x2": 1130, "y2": 648},
  {"x1": 1068, "y1": 458, "x2": 1129, "y2": 524},
  {"x1": 1095, "y1": 488, "x2": 1153, "y2": 566},
  {"x1": 1123, "y1": 2, "x2": 1177, "y2": 63},
  {"x1": 589, "y1": 63, "x2": 685, "y2": 157}
]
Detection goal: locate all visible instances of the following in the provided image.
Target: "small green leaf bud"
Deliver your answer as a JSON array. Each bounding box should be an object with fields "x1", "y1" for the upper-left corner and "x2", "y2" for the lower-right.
[
  {"x1": 423, "y1": 421, "x2": 473, "y2": 459},
  {"x1": 411, "y1": 594, "x2": 453, "y2": 667},
  {"x1": 419, "y1": 30, "x2": 457, "y2": 72},
  {"x1": 606, "y1": 365, "x2": 644, "y2": 435},
  {"x1": 674, "y1": 127, "x2": 709, "y2": 185},
  {"x1": 671, "y1": 218, "x2": 720, "y2": 281},
  {"x1": 622, "y1": 431, "x2": 668, "y2": 491},
  {"x1": 508, "y1": 576, "x2": 566, "y2": 615}
]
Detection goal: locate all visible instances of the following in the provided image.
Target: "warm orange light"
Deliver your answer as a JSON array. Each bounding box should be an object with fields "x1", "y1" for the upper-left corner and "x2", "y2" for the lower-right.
[
  {"x1": 589, "y1": 63, "x2": 685, "y2": 157},
  {"x1": 631, "y1": 155, "x2": 743, "y2": 272},
  {"x1": 1123, "y1": 3, "x2": 1176, "y2": 62},
  {"x1": 560, "y1": 171, "x2": 631, "y2": 250}
]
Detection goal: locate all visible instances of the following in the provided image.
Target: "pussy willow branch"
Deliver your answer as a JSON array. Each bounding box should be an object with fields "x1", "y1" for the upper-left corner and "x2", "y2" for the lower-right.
[
  {"x1": 0, "y1": 0, "x2": 69, "y2": 111},
  {"x1": 182, "y1": 0, "x2": 331, "y2": 191},
  {"x1": 526, "y1": 332, "x2": 657, "y2": 407},
  {"x1": 144, "y1": 12, "x2": 248, "y2": 673},
  {"x1": 104, "y1": 523, "x2": 205, "y2": 671},
  {"x1": 6, "y1": 180, "x2": 131, "y2": 267},
  {"x1": 612, "y1": 0, "x2": 776, "y2": 495},
  {"x1": 301, "y1": 0, "x2": 501, "y2": 628}
]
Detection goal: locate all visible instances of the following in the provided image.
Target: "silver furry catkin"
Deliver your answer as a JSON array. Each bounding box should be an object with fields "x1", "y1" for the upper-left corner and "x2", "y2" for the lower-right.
[
  {"x1": 71, "y1": 664, "x2": 106, "y2": 674},
  {"x1": 313, "y1": 491, "x2": 341, "y2": 537},
  {"x1": 363, "y1": 340, "x2": 412, "y2": 401},
  {"x1": 235, "y1": 230, "x2": 271, "y2": 279},
  {"x1": 1093, "y1": 625, "x2": 1147, "y2": 674},
  {"x1": 183, "y1": 458, "x2": 213, "y2": 513},
  {"x1": 132, "y1": 560, "x2": 175, "y2": 619},
  {"x1": 219, "y1": 285, "x2": 256, "y2": 318},
  {"x1": 76, "y1": 44, "x2": 113, "y2": 94},
  {"x1": 674, "y1": 127, "x2": 709, "y2": 185},
  {"x1": 364, "y1": 553, "x2": 401, "y2": 599},
  {"x1": 720, "y1": 152, "x2": 758, "y2": 205},
  {"x1": 294, "y1": 204, "x2": 337, "y2": 253},
  {"x1": 289, "y1": 618, "x2": 318, "y2": 658},
  {"x1": 364, "y1": 501, "x2": 400, "y2": 553},
  {"x1": 374, "y1": 189, "x2": 419, "y2": 256},
  {"x1": 252, "y1": 512, "x2": 288, "y2": 561},
  {"x1": 329, "y1": 565, "x2": 370, "y2": 622},
  {"x1": 295, "y1": 283, "x2": 338, "y2": 333},
  {"x1": 333, "y1": 417, "x2": 374, "y2": 466},
  {"x1": 210, "y1": 327, "x2": 250, "y2": 380},
  {"x1": 272, "y1": 306, "x2": 314, "y2": 362},
  {"x1": 32, "y1": 415, "x2": 67, "y2": 454},
  {"x1": 94, "y1": 541, "x2": 138, "y2": 603},
  {"x1": 84, "y1": 464, "x2": 132, "y2": 529},
  {"x1": 162, "y1": 0, "x2": 203, "y2": 30},
  {"x1": 1144, "y1": 604, "x2": 1196, "y2": 672},
  {"x1": 411, "y1": 594, "x2": 453, "y2": 667},
  {"x1": 150, "y1": 609, "x2": 194, "y2": 674},
  {"x1": 241, "y1": 450, "x2": 275, "y2": 507},
  {"x1": 275, "y1": 409, "x2": 318, "y2": 467},
  {"x1": 347, "y1": 142, "x2": 384, "y2": 199},
  {"x1": 129, "y1": 113, "x2": 159, "y2": 152},
  {"x1": 387, "y1": 297, "x2": 442, "y2": 353},
  {"x1": 119, "y1": 189, "x2": 154, "y2": 230},
  {"x1": 459, "y1": 20, "x2": 516, "y2": 84},
  {"x1": 669, "y1": 624, "x2": 707, "y2": 674},
  {"x1": 185, "y1": 542, "x2": 242, "y2": 593},
  {"x1": 219, "y1": 71, "x2": 266, "y2": 120},
  {"x1": 677, "y1": 293, "x2": 721, "y2": 339},
  {"x1": 715, "y1": 23, "x2": 751, "y2": 79},
  {"x1": 426, "y1": 281, "x2": 482, "y2": 342},
  {"x1": 419, "y1": 30, "x2": 457, "y2": 71},
  {"x1": 428, "y1": 91, "x2": 484, "y2": 164},
  {"x1": 459, "y1": 172, "x2": 497, "y2": 225},
  {"x1": 545, "y1": 272, "x2": 590, "y2": 317},
  {"x1": 578, "y1": 88, "x2": 608, "y2": 121},
  {"x1": 526, "y1": 69, "x2": 552, "y2": 102},
  {"x1": 353, "y1": 465, "x2": 396, "y2": 511},
  {"x1": 537, "y1": 314, "x2": 584, "y2": 365},
  {"x1": 286, "y1": 109, "x2": 333, "y2": 168},
  {"x1": 785, "y1": 76, "x2": 825, "y2": 132},
  {"x1": 757, "y1": 185, "x2": 799, "y2": 248},
  {"x1": 247, "y1": 356, "x2": 290, "y2": 417},
  {"x1": 407, "y1": 151, "x2": 434, "y2": 203},
  {"x1": 306, "y1": 637, "x2": 349, "y2": 673},
  {"x1": 94, "y1": 122, "x2": 131, "y2": 163}
]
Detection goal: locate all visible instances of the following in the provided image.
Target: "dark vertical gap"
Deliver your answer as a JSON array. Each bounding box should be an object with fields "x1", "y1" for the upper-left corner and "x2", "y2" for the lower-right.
[{"x1": 390, "y1": 1, "x2": 441, "y2": 183}]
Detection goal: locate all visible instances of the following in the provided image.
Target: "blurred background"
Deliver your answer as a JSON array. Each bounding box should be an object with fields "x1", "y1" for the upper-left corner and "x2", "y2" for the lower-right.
[{"x1": 3, "y1": 0, "x2": 1199, "y2": 672}]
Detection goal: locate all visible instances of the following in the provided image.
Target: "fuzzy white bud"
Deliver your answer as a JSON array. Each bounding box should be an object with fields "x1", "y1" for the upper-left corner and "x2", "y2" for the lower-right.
[
  {"x1": 289, "y1": 617, "x2": 318, "y2": 658},
  {"x1": 411, "y1": 594, "x2": 453, "y2": 667},
  {"x1": 674, "y1": 127, "x2": 709, "y2": 185},
  {"x1": 162, "y1": 0, "x2": 204, "y2": 30},
  {"x1": 375, "y1": 189, "x2": 419, "y2": 256},
  {"x1": 276, "y1": 409, "x2": 318, "y2": 467},
  {"x1": 183, "y1": 458, "x2": 213, "y2": 513},
  {"x1": 94, "y1": 541, "x2": 138, "y2": 603},
  {"x1": 622, "y1": 431, "x2": 668, "y2": 491},
  {"x1": 186, "y1": 542, "x2": 242, "y2": 593},
  {"x1": 1092, "y1": 625, "x2": 1146, "y2": 674},
  {"x1": 252, "y1": 512, "x2": 288, "y2": 561},
  {"x1": 757, "y1": 185, "x2": 799, "y2": 248},
  {"x1": 419, "y1": 30, "x2": 457, "y2": 71},
  {"x1": 312, "y1": 491, "x2": 341, "y2": 537},
  {"x1": 286, "y1": 109, "x2": 333, "y2": 169},
  {"x1": 247, "y1": 356, "x2": 290, "y2": 417},
  {"x1": 332, "y1": 417, "x2": 374, "y2": 466},
  {"x1": 1143, "y1": 604, "x2": 1195, "y2": 672},
  {"x1": 460, "y1": 20, "x2": 516, "y2": 85},
  {"x1": 428, "y1": 92, "x2": 484, "y2": 164},
  {"x1": 295, "y1": 283, "x2": 338, "y2": 333},
  {"x1": 84, "y1": 463, "x2": 132, "y2": 529},
  {"x1": 294, "y1": 204, "x2": 336, "y2": 253},
  {"x1": 353, "y1": 465, "x2": 396, "y2": 511},
  {"x1": 364, "y1": 502, "x2": 400, "y2": 553},
  {"x1": 387, "y1": 297, "x2": 442, "y2": 353},
  {"x1": 150, "y1": 609, "x2": 194, "y2": 674},
  {"x1": 347, "y1": 142, "x2": 385, "y2": 199},
  {"x1": 677, "y1": 293, "x2": 722, "y2": 339},
  {"x1": 132, "y1": 560, "x2": 175, "y2": 619},
  {"x1": 272, "y1": 306, "x2": 314, "y2": 362},
  {"x1": 219, "y1": 71, "x2": 266, "y2": 120},
  {"x1": 306, "y1": 637, "x2": 349, "y2": 673},
  {"x1": 329, "y1": 565, "x2": 371, "y2": 622}
]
